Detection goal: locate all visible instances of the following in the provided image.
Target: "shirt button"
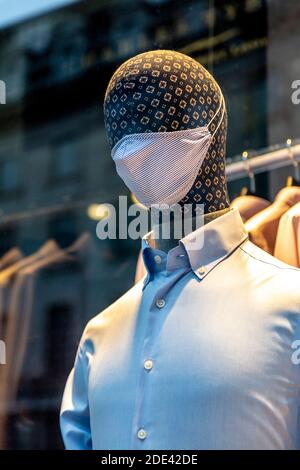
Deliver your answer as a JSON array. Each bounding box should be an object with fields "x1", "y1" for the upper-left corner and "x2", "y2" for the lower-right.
[
  {"x1": 156, "y1": 298, "x2": 166, "y2": 309},
  {"x1": 144, "y1": 359, "x2": 153, "y2": 371},
  {"x1": 137, "y1": 428, "x2": 147, "y2": 440},
  {"x1": 154, "y1": 254, "x2": 162, "y2": 264},
  {"x1": 198, "y1": 266, "x2": 205, "y2": 275}
]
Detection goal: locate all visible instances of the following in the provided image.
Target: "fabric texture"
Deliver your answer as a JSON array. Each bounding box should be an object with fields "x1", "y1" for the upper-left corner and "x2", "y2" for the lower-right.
[
  {"x1": 274, "y1": 201, "x2": 300, "y2": 267},
  {"x1": 60, "y1": 209, "x2": 300, "y2": 450},
  {"x1": 104, "y1": 49, "x2": 230, "y2": 213},
  {"x1": 245, "y1": 186, "x2": 300, "y2": 254}
]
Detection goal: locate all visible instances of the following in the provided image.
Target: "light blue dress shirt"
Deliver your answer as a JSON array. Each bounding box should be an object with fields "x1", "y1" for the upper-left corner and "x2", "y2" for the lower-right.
[{"x1": 60, "y1": 208, "x2": 300, "y2": 449}]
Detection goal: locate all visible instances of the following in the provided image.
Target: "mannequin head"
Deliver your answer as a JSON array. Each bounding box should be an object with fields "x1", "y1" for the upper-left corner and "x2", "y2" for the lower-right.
[{"x1": 104, "y1": 50, "x2": 229, "y2": 213}]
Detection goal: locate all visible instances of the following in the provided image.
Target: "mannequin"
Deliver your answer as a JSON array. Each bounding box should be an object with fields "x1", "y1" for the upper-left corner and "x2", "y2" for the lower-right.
[
  {"x1": 60, "y1": 50, "x2": 300, "y2": 451},
  {"x1": 104, "y1": 50, "x2": 230, "y2": 251}
]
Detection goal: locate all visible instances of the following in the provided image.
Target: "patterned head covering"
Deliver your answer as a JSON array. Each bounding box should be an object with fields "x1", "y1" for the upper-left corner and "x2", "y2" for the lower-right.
[{"x1": 104, "y1": 50, "x2": 229, "y2": 212}]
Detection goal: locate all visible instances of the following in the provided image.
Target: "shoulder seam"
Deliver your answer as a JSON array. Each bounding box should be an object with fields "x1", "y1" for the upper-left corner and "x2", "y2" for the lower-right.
[{"x1": 239, "y1": 245, "x2": 300, "y2": 273}]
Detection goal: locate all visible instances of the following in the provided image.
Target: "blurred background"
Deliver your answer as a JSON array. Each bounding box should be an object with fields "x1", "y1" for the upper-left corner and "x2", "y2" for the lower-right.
[{"x1": 0, "y1": 0, "x2": 299, "y2": 449}]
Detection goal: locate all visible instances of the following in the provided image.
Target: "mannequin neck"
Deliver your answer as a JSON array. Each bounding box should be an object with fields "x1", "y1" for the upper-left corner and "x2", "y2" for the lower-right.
[{"x1": 152, "y1": 207, "x2": 231, "y2": 253}]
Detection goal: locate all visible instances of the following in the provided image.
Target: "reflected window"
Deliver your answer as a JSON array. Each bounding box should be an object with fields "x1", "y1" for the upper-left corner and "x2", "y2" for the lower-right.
[
  {"x1": 48, "y1": 210, "x2": 78, "y2": 248},
  {"x1": 46, "y1": 302, "x2": 72, "y2": 377},
  {"x1": 0, "y1": 159, "x2": 20, "y2": 193},
  {"x1": 0, "y1": 225, "x2": 17, "y2": 257},
  {"x1": 49, "y1": 140, "x2": 80, "y2": 182}
]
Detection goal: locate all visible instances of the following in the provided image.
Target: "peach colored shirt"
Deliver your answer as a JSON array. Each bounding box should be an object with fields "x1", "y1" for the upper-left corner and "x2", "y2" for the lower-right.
[
  {"x1": 0, "y1": 248, "x2": 23, "y2": 271},
  {"x1": 245, "y1": 187, "x2": 300, "y2": 254},
  {"x1": 230, "y1": 195, "x2": 270, "y2": 222},
  {"x1": 274, "y1": 202, "x2": 300, "y2": 267}
]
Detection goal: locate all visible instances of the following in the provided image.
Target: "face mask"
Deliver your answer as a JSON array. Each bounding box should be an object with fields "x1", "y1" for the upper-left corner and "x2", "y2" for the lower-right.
[{"x1": 111, "y1": 93, "x2": 225, "y2": 208}]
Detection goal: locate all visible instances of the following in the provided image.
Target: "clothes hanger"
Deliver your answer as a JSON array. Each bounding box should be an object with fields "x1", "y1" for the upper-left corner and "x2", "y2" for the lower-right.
[
  {"x1": 240, "y1": 151, "x2": 259, "y2": 197},
  {"x1": 286, "y1": 139, "x2": 300, "y2": 187}
]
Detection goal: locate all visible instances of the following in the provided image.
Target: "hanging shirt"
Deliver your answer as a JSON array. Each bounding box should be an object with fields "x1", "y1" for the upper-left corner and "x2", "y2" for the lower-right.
[
  {"x1": 0, "y1": 248, "x2": 23, "y2": 271},
  {"x1": 230, "y1": 195, "x2": 270, "y2": 222},
  {"x1": 60, "y1": 208, "x2": 300, "y2": 450},
  {"x1": 0, "y1": 239, "x2": 59, "y2": 448},
  {"x1": 0, "y1": 233, "x2": 98, "y2": 446},
  {"x1": 4, "y1": 232, "x2": 96, "y2": 398},
  {"x1": 274, "y1": 201, "x2": 300, "y2": 267},
  {"x1": 0, "y1": 240, "x2": 58, "y2": 346},
  {"x1": 0, "y1": 247, "x2": 23, "y2": 336},
  {"x1": 245, "y1": 186, "x2": 300, "y2": 254}
]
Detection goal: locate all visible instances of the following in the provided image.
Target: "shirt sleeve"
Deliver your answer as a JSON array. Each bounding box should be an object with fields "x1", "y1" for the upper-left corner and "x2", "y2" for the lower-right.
[{"x1": 60, "y1": 343, "x2": 92, "y2": 450}]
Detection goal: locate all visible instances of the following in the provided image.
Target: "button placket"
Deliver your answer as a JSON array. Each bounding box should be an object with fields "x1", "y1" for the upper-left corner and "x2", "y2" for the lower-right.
[
  {"x1": 132, "y1": 291, "x2": 166, "y2": 447},
  {"x1": 132, "y1": 259, "x2": 172, "y2": 447}
]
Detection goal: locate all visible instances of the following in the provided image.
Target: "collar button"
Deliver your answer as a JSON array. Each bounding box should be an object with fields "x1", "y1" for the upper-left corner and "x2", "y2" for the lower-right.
[
  {"x1": 154, "y1": 254, "x2": 162, "y2": 264},
  {"x1": 197, "y1": 266, "x2": 206, "y2": 276}
]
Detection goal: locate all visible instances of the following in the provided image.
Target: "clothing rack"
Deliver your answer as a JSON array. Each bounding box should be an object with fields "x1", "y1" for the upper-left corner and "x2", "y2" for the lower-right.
[
  {"x1": 226, "y1": 142, "x2": 300, "y2": 182},
  {"x1": 0, "y1": 197, "x2": 100, "y2": 226}
]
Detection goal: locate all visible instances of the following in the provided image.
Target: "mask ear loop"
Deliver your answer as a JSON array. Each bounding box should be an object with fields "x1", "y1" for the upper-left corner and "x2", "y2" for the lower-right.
[
  {"x1": 206, "y1": 87, "x2": 224, "y2": 129},
  {"x1": 205, "y1": 77, "x2": 226, "y2": 139},
  {"x1": 209, "y1": 92, "x2": 225, "y2": 140}
]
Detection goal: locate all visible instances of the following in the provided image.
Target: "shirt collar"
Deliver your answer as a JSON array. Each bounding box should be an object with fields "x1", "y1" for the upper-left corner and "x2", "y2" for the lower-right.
[{"x1": 142, "y1": 208, "x2": 248, "y2": 284}]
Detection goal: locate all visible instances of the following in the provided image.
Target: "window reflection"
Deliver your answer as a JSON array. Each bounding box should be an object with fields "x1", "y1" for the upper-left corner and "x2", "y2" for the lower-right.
[{"x1": 0, "y1": 0, "x2": 297, "y2": 450}]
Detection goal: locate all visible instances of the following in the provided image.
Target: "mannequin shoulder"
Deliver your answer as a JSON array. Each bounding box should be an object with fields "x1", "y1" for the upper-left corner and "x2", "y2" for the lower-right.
[
  {"x1": 239, "y1": 239, "x2": 300, "y2": 273},
  {"x1": 231, "y1": 241, "x2": 300, "y2": 326},
  {"x1": 80, "y1": 279, "x2": 144, "y2": 341},
  {"x1": 239, "y1": 240, "x2": 300, "y2": 299}
]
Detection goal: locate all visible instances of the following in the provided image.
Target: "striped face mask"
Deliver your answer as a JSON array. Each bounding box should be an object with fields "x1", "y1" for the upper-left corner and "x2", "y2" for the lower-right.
[{"x1": 111, "y1": 94, "x2": 225, "y2": 208}]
